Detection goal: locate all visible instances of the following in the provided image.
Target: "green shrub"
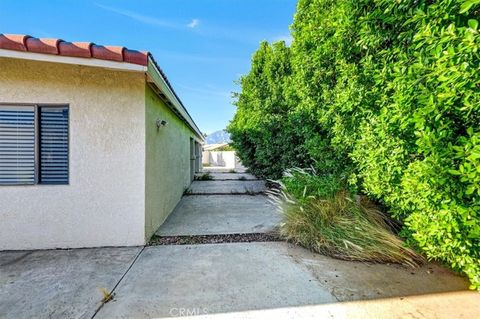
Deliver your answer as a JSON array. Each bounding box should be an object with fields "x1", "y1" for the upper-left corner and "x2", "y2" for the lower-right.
[
  {"x1": 230, "y1": 0, "x2": 480, "y2": 288},
  {"x1": 348, "y1": 0, "x2": 480, "y2": 289},
  {"x1": 194, "y1": 172, "x2": 213, "y2": 181},
  {"x1": 227, "y1": 41, "x2": 319, "y2": 179}
]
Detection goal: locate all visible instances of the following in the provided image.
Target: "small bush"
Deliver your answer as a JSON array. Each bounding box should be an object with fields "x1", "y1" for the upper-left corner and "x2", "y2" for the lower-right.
[
  {"x1": 271, "y1": 169, "x2": 423, "y2": 267},
  {"x1": 195, "y1": 172, "x2": 214, "y2": 181}
]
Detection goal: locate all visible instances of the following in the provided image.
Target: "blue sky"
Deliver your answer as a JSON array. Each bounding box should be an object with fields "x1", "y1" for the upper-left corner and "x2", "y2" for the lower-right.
[{"x1": 0, "y1": 0, "x2": 296, "y2": 134}]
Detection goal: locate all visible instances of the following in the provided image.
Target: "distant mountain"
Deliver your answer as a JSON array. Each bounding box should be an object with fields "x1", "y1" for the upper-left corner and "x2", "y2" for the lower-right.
[{"x1": 205, "y1": 130, "x2": 231, "y2": 144}]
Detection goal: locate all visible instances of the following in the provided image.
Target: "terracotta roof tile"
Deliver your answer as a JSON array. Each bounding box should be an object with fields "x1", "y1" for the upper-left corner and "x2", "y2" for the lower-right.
[
  {"x1": 26, "y1": 38, "x2": 60, "y2": 54},
  {"x1": 58, "y1": 41, "x2": 92, "y2": 58},
  {"x1": 91, "y1": 45, "x2": 124, "y2": 62},
  {"x1": 0, "y1": 34, "x2": 148, "y2": 66},
  {"x1": 0, "y1": 34, "x2": 30, "y2": 51},
  {"x1": 124, "y1": 49, "x2": 149, "y2": 66}
]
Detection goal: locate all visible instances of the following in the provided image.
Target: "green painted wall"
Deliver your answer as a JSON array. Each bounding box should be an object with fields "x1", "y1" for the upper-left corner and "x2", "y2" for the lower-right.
[{"x1": 144, "y1": 84, "x2": 196, "y2": 239}]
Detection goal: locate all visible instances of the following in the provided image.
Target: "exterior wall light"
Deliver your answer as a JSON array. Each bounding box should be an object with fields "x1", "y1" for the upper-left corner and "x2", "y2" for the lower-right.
[{"x1": 156, "y1": 119, "x2": 168, "y2": 130}]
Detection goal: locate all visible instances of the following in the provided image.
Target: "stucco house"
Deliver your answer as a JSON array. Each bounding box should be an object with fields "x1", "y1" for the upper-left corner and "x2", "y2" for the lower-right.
[{"x1": 0, "y1": 34, "x2": 203, "y2": 250}]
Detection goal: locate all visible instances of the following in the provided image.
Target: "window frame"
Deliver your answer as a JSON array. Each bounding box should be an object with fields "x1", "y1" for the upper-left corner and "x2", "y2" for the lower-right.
[{"x1": 0, "y1": 103, "x2": 70, "y2": 186}]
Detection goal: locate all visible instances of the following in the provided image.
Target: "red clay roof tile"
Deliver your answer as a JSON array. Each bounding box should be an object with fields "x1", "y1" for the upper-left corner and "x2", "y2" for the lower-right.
[
  {"x1": 0, "y1": 34, "x2": 148, "y2": 66},
  {"x1": 25, "y1": 38, "x2": 60, "y2": 54},
  {"x1": 58, "y1": 41, "x2": 92, "y2": 58},
  {"x1": 91, "y1": 45, "x2": 124, "y2": 62},
  {"x1": 0, "y1": 34, "x2": 30, "y2": 51},
  {"x1": 124, "y1": 49, "x2": 149, "y2": 66}
]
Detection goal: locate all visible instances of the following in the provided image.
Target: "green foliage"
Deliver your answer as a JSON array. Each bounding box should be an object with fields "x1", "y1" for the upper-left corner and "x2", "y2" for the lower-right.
[
  {"x1": 272, "y1": 169, "x2": 423, "y2": 266},
  {"x1": 227, "y1": 41, "x2": 320, "y2": 179},
  {"x1": 348, "y1": 0, "x2": 480, "y2": 289},
  {"x1": 281, "y1": 168, "x2": 343, "y2": 201},
  {"x1": 229, "y1": 0, "x2": 480, "y2": 288}
]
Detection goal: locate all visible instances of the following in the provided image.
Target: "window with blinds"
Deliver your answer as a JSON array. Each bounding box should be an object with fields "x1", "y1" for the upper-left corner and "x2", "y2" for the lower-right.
[
  {"x1": 0, "y1": 105, "x2": 69, "y2": 185},
  {"x1": 40, "y1": 107, "x2": 69, "y2": 184},
  {"x1": 0, "y1": 106, "x2": 36, "y2": 185}
]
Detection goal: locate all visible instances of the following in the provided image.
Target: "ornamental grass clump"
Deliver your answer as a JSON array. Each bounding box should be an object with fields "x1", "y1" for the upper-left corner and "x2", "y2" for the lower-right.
[{"x1": 270, "y1": 169, "x2": 423, "y2": 267}]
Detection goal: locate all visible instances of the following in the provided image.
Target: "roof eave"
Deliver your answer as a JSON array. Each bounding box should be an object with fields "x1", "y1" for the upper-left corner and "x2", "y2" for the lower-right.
[
  {"x1": 0, "y1": 48, "x2": 147, "y2": 72},
  {"x1": 146, "y1": 56, "x2": 204, "y2": 141},
  {"x1": 0, "y1": 48, "x2": 205, "y2": 141}
]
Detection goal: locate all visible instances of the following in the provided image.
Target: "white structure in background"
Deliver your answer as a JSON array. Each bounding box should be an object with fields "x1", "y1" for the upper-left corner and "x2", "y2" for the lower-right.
[{"x1": 202, "y1": 143, "x2": 245, "y2": 170}]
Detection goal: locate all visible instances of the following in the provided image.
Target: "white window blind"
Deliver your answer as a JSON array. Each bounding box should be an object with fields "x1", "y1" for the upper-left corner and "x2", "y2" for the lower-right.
[
  {"x1": 0, "y1": 105, "x2": 69, "y2": 185},
  {"x1": 40, "y1": 107, "x2": 69, "y2": 184},
  {"x1": 0, "y1": 106, "x2": 35, "y2": 185}
]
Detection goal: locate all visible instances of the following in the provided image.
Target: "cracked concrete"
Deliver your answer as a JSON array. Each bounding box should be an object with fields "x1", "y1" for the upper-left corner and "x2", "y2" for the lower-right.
[
  {"x1": 1, "y1": 242, "x2": 476, "y2": 319},
  {"x1": 0, "y1": 247, "x2": 141, "y2": 319},
  {"x1": 94, "y1": 242, "x2": 477, "y2": 319},
  {"x1": 95, "y1": 243, "x2": 336, "y2": 318}
]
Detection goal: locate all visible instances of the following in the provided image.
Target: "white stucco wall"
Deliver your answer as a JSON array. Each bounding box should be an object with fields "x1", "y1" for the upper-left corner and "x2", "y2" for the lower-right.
[{"x1": 0, "y1": 58, "x2": 146, "y2": 250}]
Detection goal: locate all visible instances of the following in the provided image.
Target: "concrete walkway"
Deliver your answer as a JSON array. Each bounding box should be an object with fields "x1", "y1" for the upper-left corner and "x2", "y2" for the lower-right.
[
  {"x1": 1, "y1": 171, "x2": 479, "y2": 318},
  {"x1": 196, "y1": 172, "x2": 259, "y2": 180},
  {"x1": 201, "y1": 166, "x2": 248, "y2": 173},
  {"x1": 156, "y1": 195, "x2": 281, "y2": 236},
  {"x1": 157, "y1": 171, "x2": 279, "y2": 236},
  {"x1": 81, "y1": 172, "x2": 480, "y2": 318},
  {"x1": 188, "y1": 180, "x2": 266, "y2": 194}
]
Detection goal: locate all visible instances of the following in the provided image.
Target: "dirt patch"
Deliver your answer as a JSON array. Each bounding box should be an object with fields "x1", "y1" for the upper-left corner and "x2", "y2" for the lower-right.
[{"x1": 149, "y1": 232, "x2": 281, "y2": 246}]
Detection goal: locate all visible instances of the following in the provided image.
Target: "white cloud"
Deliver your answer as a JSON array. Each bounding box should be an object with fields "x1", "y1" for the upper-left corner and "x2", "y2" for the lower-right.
[
  {"x1": 187, "y1": 19, "x2": 200, "y2": 28},
  {"x1": 95, "y1": 2, "x2": 288, "y2": 45},
  {"x1": 95, "y1": 3, "x2": 181, "y2": 29}
]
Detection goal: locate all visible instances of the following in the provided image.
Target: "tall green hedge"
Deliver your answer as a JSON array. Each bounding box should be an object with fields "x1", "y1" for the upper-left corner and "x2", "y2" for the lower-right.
[
  {"x1": 228, "y1": 41, "x2": 322, "y2": 178},
  {"x1": 228, "y1": 0, "x2": 480, "y2": 288}
]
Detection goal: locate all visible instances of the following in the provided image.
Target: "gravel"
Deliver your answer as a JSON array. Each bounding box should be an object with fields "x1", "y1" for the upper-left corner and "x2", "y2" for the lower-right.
[{"x1": 149, "y1": 232, "x2": 281, "y2": 246}]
